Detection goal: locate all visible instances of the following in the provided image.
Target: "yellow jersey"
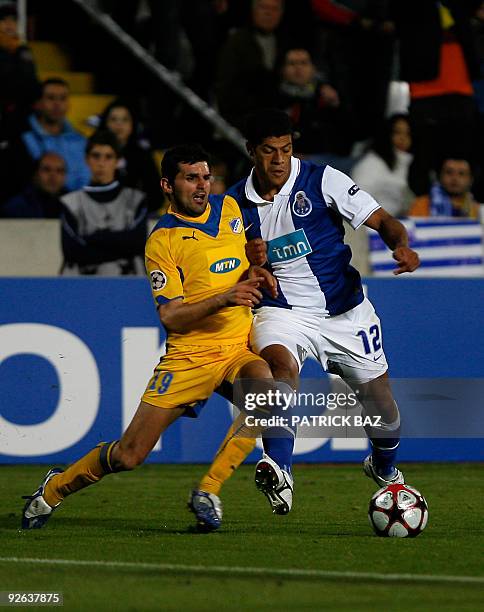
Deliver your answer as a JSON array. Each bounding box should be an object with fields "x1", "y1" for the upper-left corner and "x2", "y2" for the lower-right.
[{"x1": 145, "y1": 194, "x2": 252, "y2": 349}]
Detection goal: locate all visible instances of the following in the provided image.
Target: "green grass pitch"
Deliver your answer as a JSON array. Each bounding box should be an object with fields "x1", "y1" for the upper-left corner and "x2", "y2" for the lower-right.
[{"x1": 1, "y1": 463, "x2": 483, "y2": 611}]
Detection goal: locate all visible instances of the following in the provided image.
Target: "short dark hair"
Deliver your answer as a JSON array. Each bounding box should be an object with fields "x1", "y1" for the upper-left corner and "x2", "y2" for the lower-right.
[
  {"x1": 438, "y1": 157, "x2": 473, "y2": 176},
  {"x1": 244, "y1": 108, "x2": 294, "y2": 146},
  {"x1": 86, "y1": 130, "x2": 122, "y2": 158},
  {"x1": 252, "y1": 0, "x2": 285, "y2": 12},
  {"x1": 35, "y1": 151, "x2": 67, "y2": 172},
  {"x1": 0, "y1": 2, "x2": 17, "y2": 20},
  {"x1": 41, "y1": 78, "x2": 70, "y2": 95},
  {"x1": 161, "y1": 144, "x2": 211, "y2": 184}
]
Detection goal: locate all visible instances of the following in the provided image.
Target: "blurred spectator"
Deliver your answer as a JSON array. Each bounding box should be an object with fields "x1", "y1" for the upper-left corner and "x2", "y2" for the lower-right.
[
  {"x1": 172, "y1": 0, "x2": 232, "y2": 101},
  {"x1": 97, "y1": 99, "x2": 161, "y2": 212},
  {"x1": 409, "y1": 158, "x2": 480, "y2": 219},
  {"x1": 60, "y1": 130, "x2": 148, "y2": 276},
  {"x1": 351, "y1": 114, "x2": 415, "y2": 217},
  {"x1": 310, "y1": 0, "x2": 395, "y2": 145},
  {"x1": 0, "y1": 1, "x2": 39, "y2": 138},
  {"x1": 100, "y1": 1, "x2": 232, "y2": 103},
  {"x1": 96, "y1": 2, "x2": 238, "y2": 147},
  {"x1": 394, "y1": 1, "x2": 479, "y2": 196},
  {"x1": 0, "y1": 151, "x2": 66, "y2": 218},
  {"x1": 276, "y1": 47, "x2": 352, "y2": 156},
  {"x1": 210, "y1": 156, "x2": 228, "y2": 195},
  {"x1": 18, "y1": 78, "x2": 90, "y2": 192},
  {"x1": 216, "y1": 0, "x2": 284, "y2": 129}
]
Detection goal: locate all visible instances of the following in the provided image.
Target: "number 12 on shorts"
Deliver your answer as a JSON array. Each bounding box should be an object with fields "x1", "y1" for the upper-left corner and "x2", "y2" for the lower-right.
[{"x1": 357, "y1": 324, "x2": 381, "y2": 355}]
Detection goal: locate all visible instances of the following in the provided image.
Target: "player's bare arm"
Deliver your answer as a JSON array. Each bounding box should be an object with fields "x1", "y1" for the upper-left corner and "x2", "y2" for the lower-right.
[
  {"x1": 365, "y1": 208, "x2": 420, "y2": 275},
  {"x1": 158, "y1": 278, "x2": 265, "y2": 333}
]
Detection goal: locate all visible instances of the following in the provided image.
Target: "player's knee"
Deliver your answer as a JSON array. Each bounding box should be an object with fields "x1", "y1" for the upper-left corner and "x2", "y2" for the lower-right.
[
  {"x1": 359, "y1": 373, "x2": 393, "y2": 404},
  {"x1": 260, "y1": 346, "x2": 299, "y2": 386},
  {"x1": 270, "y1": 359, "x2": 299, "y2": 387}
]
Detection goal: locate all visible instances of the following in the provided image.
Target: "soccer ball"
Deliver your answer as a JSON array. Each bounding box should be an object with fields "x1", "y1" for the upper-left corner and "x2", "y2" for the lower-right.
[{"x1": 368, "y1": 483, "x2": 428, "y2": 538}]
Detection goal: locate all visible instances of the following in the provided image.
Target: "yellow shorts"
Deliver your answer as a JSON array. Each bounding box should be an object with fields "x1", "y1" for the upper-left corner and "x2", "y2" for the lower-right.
[{"x1": 141, "y1": 342, "x2": 265, "y2": 414}]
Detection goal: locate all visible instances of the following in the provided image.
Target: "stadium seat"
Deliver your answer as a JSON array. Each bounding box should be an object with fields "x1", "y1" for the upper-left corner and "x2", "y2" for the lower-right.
[
  {"x1": 67, "y1": 94, "x2": 116, "y2": 136},
  {"x1": 31, "y1": 40, "x2": 115, "y2": 135},
  {"x1": 30, "y1": 41, "x2": 72, "y2": 70}
]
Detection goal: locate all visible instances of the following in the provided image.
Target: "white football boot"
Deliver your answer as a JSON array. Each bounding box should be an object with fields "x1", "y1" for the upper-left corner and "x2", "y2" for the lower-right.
[
  {"x1": 188, "y1": 489, "x2": 223, "y2": 532},
  {"x1": 21, "y1": 468, "x2": 64, "y2": 529},
  {"x1": 254, "y1": 455, "x2": 293, "y2": 515},
  {"x1": 363, "y1": 454, "x2": 404, "y2": 488}
]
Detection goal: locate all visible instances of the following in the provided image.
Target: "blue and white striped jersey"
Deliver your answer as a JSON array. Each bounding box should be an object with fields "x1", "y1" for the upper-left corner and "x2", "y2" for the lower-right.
[{"x1": 227, "y1": 157, "x2": 381, "y2": 316}]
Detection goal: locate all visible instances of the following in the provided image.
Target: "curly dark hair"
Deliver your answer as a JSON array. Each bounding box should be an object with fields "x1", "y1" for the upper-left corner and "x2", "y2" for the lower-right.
[{"x1": 86, "y1": 129, "x2": 122, "y2": 158}]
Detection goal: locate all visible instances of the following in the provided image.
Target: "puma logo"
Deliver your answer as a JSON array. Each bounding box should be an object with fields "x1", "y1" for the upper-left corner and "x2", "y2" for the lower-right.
[{"x1": 182, "y1": 231, "x2": 198, "y2": 241}]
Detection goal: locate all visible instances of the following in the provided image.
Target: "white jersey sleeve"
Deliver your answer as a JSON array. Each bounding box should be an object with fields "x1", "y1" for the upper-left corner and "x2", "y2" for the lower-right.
[{"x1": 321, "y1": 165, "x2": 381, "y2": 230}]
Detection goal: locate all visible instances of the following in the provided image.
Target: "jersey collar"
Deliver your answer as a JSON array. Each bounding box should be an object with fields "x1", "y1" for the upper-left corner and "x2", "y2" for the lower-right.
[
  {"x1": 168, "y1": 203, "x2": 211, "y2": 224},
  {"x1": 245, "y1": 156, "x2": 300, "y2": 204}
]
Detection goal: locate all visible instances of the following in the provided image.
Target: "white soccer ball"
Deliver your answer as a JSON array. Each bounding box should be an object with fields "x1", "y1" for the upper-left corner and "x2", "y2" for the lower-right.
[{"x1": 368, "y1": 483, "x2": 429, "y2": 538}]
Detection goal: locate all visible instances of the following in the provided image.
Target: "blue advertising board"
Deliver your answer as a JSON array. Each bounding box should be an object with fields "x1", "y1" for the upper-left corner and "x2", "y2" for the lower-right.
[{"x1": 0, "y1": 278, "x2": 483, "y2": 463}]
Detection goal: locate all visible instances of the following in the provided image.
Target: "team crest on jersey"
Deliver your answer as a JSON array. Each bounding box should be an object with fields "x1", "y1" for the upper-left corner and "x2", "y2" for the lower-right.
[
  {"x1": 150, "y1": 269, "x2": 167, "y2": 291},
  {"x1": 292, "y1": 191, "x2": 312, "y2": 217},
  {"x1": 229, "y1": 217, "x2": 243, "y2": 234}
]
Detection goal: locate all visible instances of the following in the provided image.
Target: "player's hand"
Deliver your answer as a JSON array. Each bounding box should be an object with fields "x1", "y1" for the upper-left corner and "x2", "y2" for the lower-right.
[
  {"x1": 246, "y1": 238, "x2": 267, "y2": 266},
  {"x1": 220, "y1": 278, "x2": 264, "y2": 307},
  {"x1": 392, "y1": 246, "x2": 420, "y2": 275},
  {"x1": 248, "y1": 265, "x2": 278, "y2": 298}
]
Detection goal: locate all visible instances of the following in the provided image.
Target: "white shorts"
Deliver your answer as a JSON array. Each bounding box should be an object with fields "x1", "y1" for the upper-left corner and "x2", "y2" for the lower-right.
[{"x1": 250, "y1": 298, "x2": 388, "y2": 385}]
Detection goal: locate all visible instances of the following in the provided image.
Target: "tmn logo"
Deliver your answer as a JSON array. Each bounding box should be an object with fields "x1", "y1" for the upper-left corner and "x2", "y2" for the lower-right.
[
  {"x1": 267, "y1": 229, "x2": 312, "y2": 264},
  {"x1": 210, "y1": 257, "x2": 241, "y2": 273}
]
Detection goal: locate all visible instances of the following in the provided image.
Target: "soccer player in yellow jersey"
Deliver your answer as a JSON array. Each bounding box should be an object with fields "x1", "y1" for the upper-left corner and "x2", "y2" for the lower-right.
[{"x1": 22, "y1": 144, "x2": 276, "y2": 532}]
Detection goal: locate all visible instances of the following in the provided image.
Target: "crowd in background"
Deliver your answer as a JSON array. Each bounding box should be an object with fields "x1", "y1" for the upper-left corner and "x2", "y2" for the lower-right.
[{"x1": 1, "y1": 0, "x2": 484, "y2": 275}]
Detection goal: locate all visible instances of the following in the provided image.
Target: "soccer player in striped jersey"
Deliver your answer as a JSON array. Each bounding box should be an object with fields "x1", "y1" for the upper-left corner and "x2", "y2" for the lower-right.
[{"x1": 191, "y1": 109, "x2": 420, "y2": 525}]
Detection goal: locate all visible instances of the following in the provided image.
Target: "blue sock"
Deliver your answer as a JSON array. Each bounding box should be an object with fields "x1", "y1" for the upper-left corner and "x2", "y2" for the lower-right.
[
  {"x1": 262, "y1": 426, "x2": 296, "y2": 474},
  {"x1": 365, "y1": 405, "x2": 401, "y2": 478},
  {"x1": 370, "y1": 438, "x2": 399, "y2": 477}
]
